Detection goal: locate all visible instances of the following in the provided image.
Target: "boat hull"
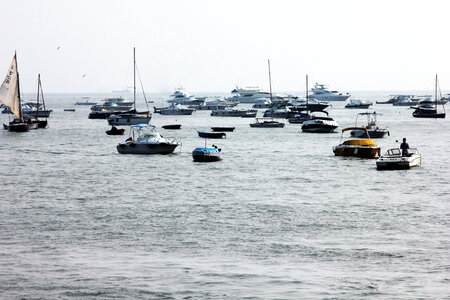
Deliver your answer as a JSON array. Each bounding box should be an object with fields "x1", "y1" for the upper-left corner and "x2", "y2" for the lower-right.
[
  {"x1": 107, "y1": 115, "x2": 151, "y2": 125},
  {"x1": 192, "y1": 149, "x2": 222, "y2": 162},
  {"x1": 302, "y1": 124, "x2": 338, "y2": 133},
  {"x1": 345, "y1": 104, "x2": 371, "y2": 109},
  {"x1": 376, "y1": 155, "x2": 421, "y2": 170},
  {"x1": 333, "y1": 145, "x2": 380, "y2": 158},
  {"x1": 412, "y1": 112, "x2": 446, "y2": 118},
  {"x1": 117, "y1": 142, "x2": 179, "y2": 154},
  {"x1": 160, "y1": 109, "x2": 194, "y2": 115},
  {"x1": 106, "y1": 128, "x2": 125, "y2": 135},
  {"x1": 5, "y1": 122, "x2": 29, "y2": 132},
  {"x1": 211, "y1": 127, "x2": 235, "y2": 132},
  {"x1": 162, "y1": 124, "x2": 182, "y2": 129},
  {"x1": 250, "y1": 123, "x2": 284, "y2": 128},
  {"x1": 197, "y1": 131, "x2": 226, "y2": 139}
]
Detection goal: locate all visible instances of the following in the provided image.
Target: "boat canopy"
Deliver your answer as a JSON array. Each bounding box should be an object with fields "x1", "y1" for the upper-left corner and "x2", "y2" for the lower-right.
[{"x1": 341, "y1": 127, "x2": 368, "y2": 133}]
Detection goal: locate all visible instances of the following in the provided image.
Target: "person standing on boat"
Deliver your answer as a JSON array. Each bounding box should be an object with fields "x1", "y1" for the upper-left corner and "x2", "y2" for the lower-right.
[{"x1": 400, "y1": 138, "x2": 409, "y2": 156}]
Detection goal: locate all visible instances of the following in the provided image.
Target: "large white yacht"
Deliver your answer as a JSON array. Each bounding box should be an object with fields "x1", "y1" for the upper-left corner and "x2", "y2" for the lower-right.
[
  {"x1": 309, "y1": 83, "x2": 351, "y2": 101},
  {"x1": 167, "y1": 89, "x2": 205, "y2": 105},
  {"x1": 226, "y1": 86, "x2": 273, "y2": 103}
]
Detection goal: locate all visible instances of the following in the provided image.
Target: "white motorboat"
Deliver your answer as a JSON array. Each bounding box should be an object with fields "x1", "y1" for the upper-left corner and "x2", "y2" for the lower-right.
[
  {"x1": 159, "y1": 103, "x2": 195, "y2": 115},
  {"x1": 117, "y1": 124, "x2": 181, "y2": 154},
  {"x1": 350, "y1": 112, "x2": 389, "y2": 138},
  {"x1": 107, "y1": 110, "x2": 151, "y2": 125},
  {"x1": 376, "y1": 148, "x2": 421, "y2": 170},
  {"x1": 392, "y1": 95, "x2": 420, "y2": 106},
  {"x1": 263, "y1": 106, "x2": 296, "y2": 118},
  {"x1": 252, "y1": 98, "x2": 273, "y2": 109},
  {"x1": 309, "y1": 83, "x2": 350, "y2": 101},
  {"x1": 301, "y1": 111, "x2": 339, "y2": 133},
  {"x1": 226, "y1": 86, "x2": 272, "y2": 103},
  {"x1": 167, "y1": 89, "x2": 205, "y2": 105},
  {"x1": 345, "y1": 99, "x2": 372, "y2": 109}
]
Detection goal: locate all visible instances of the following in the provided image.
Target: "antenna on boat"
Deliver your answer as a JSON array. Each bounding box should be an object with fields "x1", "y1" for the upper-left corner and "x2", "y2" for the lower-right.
[{"x1": 268, "y1": 59, "x2": 273, "y2": 102}]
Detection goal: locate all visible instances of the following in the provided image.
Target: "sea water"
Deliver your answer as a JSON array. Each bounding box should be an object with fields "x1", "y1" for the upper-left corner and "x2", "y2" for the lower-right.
[{"x1": 0, "y1": 93, "x2": 449, "y2": 298}]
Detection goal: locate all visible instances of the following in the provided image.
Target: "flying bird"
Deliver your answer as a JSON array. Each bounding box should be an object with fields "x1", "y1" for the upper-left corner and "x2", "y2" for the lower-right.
[
  {"x1": 57, "y1": 46, "x2": 60, "y2": 50},
  {"x1": 82, "y1": 74, "x2": 86, "y2": 78}
]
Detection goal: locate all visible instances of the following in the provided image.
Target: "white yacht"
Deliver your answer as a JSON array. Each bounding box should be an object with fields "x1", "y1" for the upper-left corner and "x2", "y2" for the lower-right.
[
  {"x1": 309, "y1": 83, "x2": 351, "y2": 101},
  {"x1": 159, "y1": 103, "x2": 195, "y2": 115},
  {"x1": 167, "y1": 89, "x2": 205, "y2": 105},
  {"x1": 225, "y1": 86, "x2": 273, "y2": 103},
  {"x1": 190, "y1": 98, "x2": 239, "y2": 110}
]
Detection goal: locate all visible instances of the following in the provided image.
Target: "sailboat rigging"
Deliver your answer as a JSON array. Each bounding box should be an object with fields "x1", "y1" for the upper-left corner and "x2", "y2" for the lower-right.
[
  {"x1": 413, "y1": 74, "x2": 446, "y2": 118},
  {"x1": 0, "y1": 52, "x2": 37, "y2": 132},
  {"x1": 107, "y1": 47, "x2": 152, "y2": 126}
]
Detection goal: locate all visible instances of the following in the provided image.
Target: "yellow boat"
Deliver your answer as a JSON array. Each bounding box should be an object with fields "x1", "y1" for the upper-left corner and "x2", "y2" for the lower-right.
[{"x1": 333, "y1": 127, "x2": 381, "y2": 158}]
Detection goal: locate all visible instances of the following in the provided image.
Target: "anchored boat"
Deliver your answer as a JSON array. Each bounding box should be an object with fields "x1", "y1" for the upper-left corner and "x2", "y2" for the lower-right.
[
  {"x1": 350, "y1": 112, "x2": 389, "y2": 138},
  {"x1": 376, "y1": 148, "x2": 421, "y2": 170},
  {"x1": 333, "y1": 127, "x2": 381, "y2": 158},
  {"x1": 192, "y1": 143, "x2": 222, "y2": 162},
  {"x1": 117, "y1": 124, "x2": 181, "y2": 154},
  {"x1": 250, "y1": 118, "x2": 284, "y2": 128}
]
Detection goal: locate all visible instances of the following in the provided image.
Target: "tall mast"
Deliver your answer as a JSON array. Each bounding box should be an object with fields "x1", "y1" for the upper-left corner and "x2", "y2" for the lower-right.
[
  {"x1": 15, "y1": 52, "x2": 23, "y2": 122},
  {"x1": 435, "y1": 73, "x2": 438, "y2": 110},
  {"x1": 133, "y1": 47, "x2": 136, "y2": 111},
  {"x1": 268, "y1": 59, "x2": 273, "y2": 102},
  {"x1": 36, "y1": 74, "x2": 40, "y2": 118},
  {"x1": 306, "y1": 74, "x2": 309, "y2": 115}
]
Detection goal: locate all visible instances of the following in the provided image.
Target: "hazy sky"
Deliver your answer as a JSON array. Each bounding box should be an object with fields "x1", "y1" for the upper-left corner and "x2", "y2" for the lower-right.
[{"x1": 2, "y1": 0, "x2": 450, "y2": 93}]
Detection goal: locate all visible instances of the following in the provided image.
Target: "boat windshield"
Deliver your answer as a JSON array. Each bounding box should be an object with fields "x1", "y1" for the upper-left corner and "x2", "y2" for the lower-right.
[{"x1": 386, "y1": 148, "x2": 401, "y2": 156}]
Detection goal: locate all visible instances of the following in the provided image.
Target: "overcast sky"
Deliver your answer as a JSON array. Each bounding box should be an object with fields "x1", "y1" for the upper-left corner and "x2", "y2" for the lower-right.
[{"x1": 2, "y1": 0, "x2": 450, "y2": 93}]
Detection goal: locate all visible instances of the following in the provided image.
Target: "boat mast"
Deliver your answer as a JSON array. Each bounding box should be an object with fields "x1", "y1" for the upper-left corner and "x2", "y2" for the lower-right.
[
  {"x1": 268, "y1": 59, "x2": 273, "y2": 102},
  {"x1": 15, "y1": 52, "x2": 23, "y2": 122},
  {"x1": 306, "y1": 74, "x2": 309, "y2": 115},
  {"x1": 36, "y1": 74, "x2": 40, "y2": 119},
  {"x1": 435, "y1": 73, "x2": 438, "y2": 111},
  {"x1": 133, "y1": 47, "x2": 136, "y2": 111}
]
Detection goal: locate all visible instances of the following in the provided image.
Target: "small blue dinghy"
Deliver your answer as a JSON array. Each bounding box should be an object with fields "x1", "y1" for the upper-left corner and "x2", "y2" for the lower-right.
[{"x1": 192, "y1": 144, "x2": 222, "y2": 162}]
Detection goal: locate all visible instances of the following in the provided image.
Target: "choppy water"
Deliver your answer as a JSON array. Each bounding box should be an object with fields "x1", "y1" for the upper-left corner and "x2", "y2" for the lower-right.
[{"x1": 1, "y1": 93, "x2": 449, "y2": 299}]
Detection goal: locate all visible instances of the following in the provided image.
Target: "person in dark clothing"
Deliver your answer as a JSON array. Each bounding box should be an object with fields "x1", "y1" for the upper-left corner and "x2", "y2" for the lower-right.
[{"x1": 400, "y1": 138, "x2": 409, "y2": 156}]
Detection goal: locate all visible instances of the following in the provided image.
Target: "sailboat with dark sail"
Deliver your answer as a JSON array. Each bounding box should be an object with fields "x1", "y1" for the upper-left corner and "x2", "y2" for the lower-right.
[
  {"x1": 413, "y1": 74, "x2": 446, "y2": 118},
  {"x1": 0, "y1": 52, "x2": 37, "y2": 132}
]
